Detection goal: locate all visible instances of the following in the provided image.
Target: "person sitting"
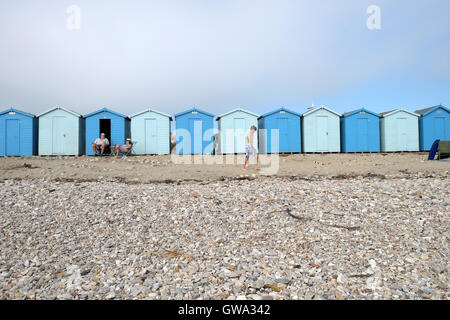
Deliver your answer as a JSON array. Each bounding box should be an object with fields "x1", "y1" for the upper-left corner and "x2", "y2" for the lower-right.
[
  {"x1": 114, "y1": 138, "x2": 133, "y2": 157},
  {"x1": 90, "y1": 133, "x2": 110, "y2": 156}
]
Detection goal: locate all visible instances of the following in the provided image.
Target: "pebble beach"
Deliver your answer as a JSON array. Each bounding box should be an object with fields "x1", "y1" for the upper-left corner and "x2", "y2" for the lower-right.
[{"x1": 0, "y1": 154, "x2": 448, "y2": 300}]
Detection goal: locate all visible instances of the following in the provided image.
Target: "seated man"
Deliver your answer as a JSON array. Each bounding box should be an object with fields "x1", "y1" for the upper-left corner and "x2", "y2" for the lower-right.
[
  {"x1": 114, "y1": 138, "x2": 133, "y2": 157},
  {"x1": 90, "y1": 133, "x2": 110, "y2": 156}
]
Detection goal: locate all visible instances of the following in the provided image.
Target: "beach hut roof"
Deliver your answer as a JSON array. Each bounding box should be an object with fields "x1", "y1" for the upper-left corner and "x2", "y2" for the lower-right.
[
  {"x1": 37, "y1": 106, "x2": 82, "y2": 118},
  {"x1": 414, "y1": 105, "x2": 449, "y2": 116},
  {"x1": 0, "y1": 108, "x2": 35, "y2": 118},
  {"x1": 174, "y1": 108, "x2": 215, "y2": 118},
  {"x1": 342, "y1": 108, "x2": 381, "y2": 118},
  {"x1": 258, "y1": 107, "x2": 302, "y2": 120},
  {"x1": 84, "y1": 107, "x2": 128, "y2": 119},
  {"x1": 129, "y1": 109, "x2": 172, "y2": 120},
  {"x1": 302, "y1": 106, "x2": 341, "y2": 117},
  {"x1": 216, "y1": 108, "x2": 259, "y2": 121},
  {"x1": 380, "y1": 109, "x2": 419, "y2": 118}
]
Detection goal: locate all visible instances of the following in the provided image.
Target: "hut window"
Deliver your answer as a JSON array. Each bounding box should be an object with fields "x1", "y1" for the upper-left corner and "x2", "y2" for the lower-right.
[
  {"x1": 99, "y1": 119, "x2": 111, "y2": 142},
  {"x1": 192, "y1": 111, "x2": 198, "y2": 114},
  {"x1": 280, "y1": 111, "x2": 286, "y2": 114},
  {"x1": 8, "y1": 112, "x2": 15, "y2": 115}
]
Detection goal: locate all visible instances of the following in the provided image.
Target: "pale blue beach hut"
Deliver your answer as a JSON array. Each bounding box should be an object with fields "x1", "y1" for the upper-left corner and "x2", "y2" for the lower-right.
[
  {"x1": 217, "y1": 108, "x2": 259, "y2": 154},
  {"x1": 0, "y1": 108, "x2": 38, "y2": 156},
  {"x1": 37, "y1": 106, "x2": 85, "y2": 156},
  {"x1": 415, "y1": 105, "x2": 449, "y2": 151},
  {"x1": 302, "y1": 106, "x2": 341, "y2": 153},
  {"x1": 84, "y1": 108, "x2": 130, "y2": 156},
  {"x1": 129, "y1": 109, "x2": 172, "y2": 155},
  {"x1": 380, "y1": 109, "x2": 419, "y2": 152}
]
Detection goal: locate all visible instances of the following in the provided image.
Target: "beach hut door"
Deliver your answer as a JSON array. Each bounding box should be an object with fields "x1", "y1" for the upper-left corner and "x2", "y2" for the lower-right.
[
  {"x1": 397, "y1": 118, "x2": 407, "y2": 150},
  {"x1": 145, "y1": 118, "x2": 158, "y2": 154},
  {"x1": 357, "y1": 118, "x2": 369, "y2": 151},
  {"x1": 434, "y1": 117, "x2": 445, "y2": 139},
  {"x1": 189, "y1": 119, "x2": 202, "y2": 154},
  {"x1": 52, "y1": 116, "x2": 65, "y2": 154},
  {"x1": 234, "y1": 118, "x2": 246, "y2": 153},
  {"x1": 316, "y1": 116, "x2": 328, "y2": 151},
  {"x1": 277, "y1": 118, "x2": 289, "y2": 152},
  {"x1": 5, "y1": 119, "x2": 20, "y2": 156}
]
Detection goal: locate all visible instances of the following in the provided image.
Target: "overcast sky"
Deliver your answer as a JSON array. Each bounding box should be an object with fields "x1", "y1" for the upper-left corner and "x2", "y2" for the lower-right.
[{"x1": 0, "y1": 0, "x2": 449, "y2": 116}]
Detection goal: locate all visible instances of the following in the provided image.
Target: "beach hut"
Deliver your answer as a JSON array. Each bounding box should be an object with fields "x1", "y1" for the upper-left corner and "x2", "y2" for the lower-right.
[
  {"x1": 129, "y1": 109, "x2": 172, "y2": 155},
  {"x1": 37, "y1": 106, "x2": 84, "y2": 156},
  {"x1": 380, "y1": 109, "x2": 419, "y2": 152},
  {"x1": 415, "y1": 105, "x2": 450, "y2": 151},
  {"x1": 84, "y1": 108, "x2": 130, "y2": 156},
  {"x1": 0, "y1": 108, "x2": 38, "y2": 156},
  {"x1": 302, "y1": 106, "x2": 341, "y2": 153},
  {"x1": 258, "y1": 107, "x2": 301, "y2": 154},
  {"x1": 340, "y1": 108, "x2": 381, "y2": 153},
  {"x1": 174, "y1": 108, "x2": 215, "y2": 154},
  {"x1": 217, "y1": 108, "x2": 259, "y2": 154}
]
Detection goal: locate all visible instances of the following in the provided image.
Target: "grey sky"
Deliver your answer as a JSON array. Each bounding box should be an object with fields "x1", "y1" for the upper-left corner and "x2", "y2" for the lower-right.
[{"x1": 1, "y1": 0, "x2": 449, "y2": 116}]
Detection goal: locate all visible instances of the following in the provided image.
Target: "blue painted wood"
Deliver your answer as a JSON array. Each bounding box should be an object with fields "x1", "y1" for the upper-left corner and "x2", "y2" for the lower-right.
[
  {"x1": 175, "y1": 108, "x2": 215, "y2": 155},
  {"x1": 0, "y1": 108, "x2": 38, "y2": 157},
  {"x1": 258, "y1": 108, "x2": 301, "y2": 153},
  {"x1": 84, "y1": 108, "x2": 131, "y2": 155},
  {"x1": 217, "y1": 108, "x2": 259, "y2": 154},
  {"x1": 380, "y1": 109, "x2": 419, "y2": 152},
  {"x1": 340, "y1": 108, "x2": 381, "y2": 153},
  {"x1": 130, "y1": 109, "x2": 172, "y2": 155},
  {"x1": 38, "y1": 107, "x2": 84, "y2": 155},
  {"x1": 416, "y1": 105, "x2": 450, "y2": 151},
  {"x1": 302, "y1": 106, "x2": 341, "y2": 153}
]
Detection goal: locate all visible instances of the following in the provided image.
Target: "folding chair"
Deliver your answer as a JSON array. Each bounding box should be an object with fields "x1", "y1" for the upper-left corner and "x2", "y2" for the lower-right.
[
  {"x1": 116, "y1": 141, "x2": 137, "y2": 157},
  {"x1": 437, "y1": 141, "x2": 450, "y2": 160}
]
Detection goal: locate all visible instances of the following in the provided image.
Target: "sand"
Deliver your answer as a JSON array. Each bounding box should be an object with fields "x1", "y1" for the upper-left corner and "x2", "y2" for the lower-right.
[{"x1": 0, "y1": 153, "x2": 448, "y2": 183}]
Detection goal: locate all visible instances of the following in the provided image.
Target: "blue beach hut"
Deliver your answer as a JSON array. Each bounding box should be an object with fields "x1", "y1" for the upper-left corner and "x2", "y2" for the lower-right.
[
  {"x1": 129, "y1": 109, "x2": 172, "y2": 155},
  {"x1": 258, "y1": 107, "x2": 301, "y2": 154},
  {"x1": 38, "y1": 106, "x2": 85, "y2": 156},
  {"x1": 84, "y1": 108, "x2": 130, "y2": 155},
  {"x1": 217, "y1": 108, "x2": 259, "y2": 154},
  {"x1": 380, "y1": 109, "x2": 419, "y2": 152},
  {"x1": 174, "y1": 108, "x2": 215, "y2": 154},
  {"x1": 340, "y1": 108, "x2": 381, "y2": 153},
  {"x1": 0, "y1": 108, "x2": 38, "y2": 156},
  {"x1": 415, "y1": 105, "x2": 450, "y2": 151},
  {"x1": 302, "y1": 106, "x2": 341, "y2": 153}
]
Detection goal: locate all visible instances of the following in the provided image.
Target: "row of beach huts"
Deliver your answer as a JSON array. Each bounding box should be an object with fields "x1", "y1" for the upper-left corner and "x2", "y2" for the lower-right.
[{"x1": 0, "y1": 105, "x2": 449, "y2": 156}]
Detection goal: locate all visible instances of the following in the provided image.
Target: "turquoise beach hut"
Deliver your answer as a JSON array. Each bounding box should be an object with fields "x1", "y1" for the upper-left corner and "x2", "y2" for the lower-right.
[
  {"x1": 380, "y1": 109, "x2": 419, "y2": 152},
  {"x1": 37, "y1": 106, "x2": 85, "y2": 156},
  {"x1": 130, "y1": 109, "x2": 172, "y2": 155},
  {"x1": 0, "y1": 108, "x2": 38, "y2": 157},
  {"x1": 302, "y1": 106, "x2": 341, "y2": 153},
  {"x1": 415, "y1": 105, "x2": 450, "y2": 151},
  {"x1": 174, "y1": 108, "x2": 215, "y2": 155},
  {"x1": 340, "y1": 108, "x2": 381, "y2": 153},
  {"x1": 84, "y1": 108, "x2": 130, "y2": 156},
  {"x1": 258, "y1": 107, "x2": 302, "y2": 154},
  {"x1": 217, "y1": 108, "x2": 259, "y2": 154}
]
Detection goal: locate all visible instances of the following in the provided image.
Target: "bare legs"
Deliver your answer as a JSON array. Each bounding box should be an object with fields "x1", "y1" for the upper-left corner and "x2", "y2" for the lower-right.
[
  {"x1": 242, "y1": 155, "x2": 260, "y2": 170},
  {"x1": 90, "y1": 143, "x2": 106, "y2": 156}
]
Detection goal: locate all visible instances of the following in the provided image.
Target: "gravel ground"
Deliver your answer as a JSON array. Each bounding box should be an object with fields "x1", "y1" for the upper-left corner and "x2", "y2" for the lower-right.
[{"x1": 0, "y1": 173, "x2": 448, "y2": 300}]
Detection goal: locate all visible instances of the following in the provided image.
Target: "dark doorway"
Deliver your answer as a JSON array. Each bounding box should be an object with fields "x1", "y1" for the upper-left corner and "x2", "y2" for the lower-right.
[{"x1": 99, "y1": 119, "x2": 111, "y2": 142}]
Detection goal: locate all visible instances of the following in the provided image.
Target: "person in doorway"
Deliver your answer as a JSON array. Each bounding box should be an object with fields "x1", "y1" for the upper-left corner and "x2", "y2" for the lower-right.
[
  {"x1": 90, "y1": 133, "x2": 110, "y2": 156},
  {"x1": 243, "y1": 125, "x2": 260, "y2": 171},
  {"x1": 114, "y1": 138, "x2": 133, "y2": 157}
]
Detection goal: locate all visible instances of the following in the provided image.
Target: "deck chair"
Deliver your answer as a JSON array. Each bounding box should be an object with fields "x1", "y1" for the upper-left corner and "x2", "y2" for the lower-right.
[
  {"x1": 438, "y1": 141, "x2": 450, "y2": 160},
  {"x1": 95, "y1": 145, "x2": 111, "y2": 156},
  {"x1": 115, "y1": 141, "x2": 137, "y2": 157}
]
